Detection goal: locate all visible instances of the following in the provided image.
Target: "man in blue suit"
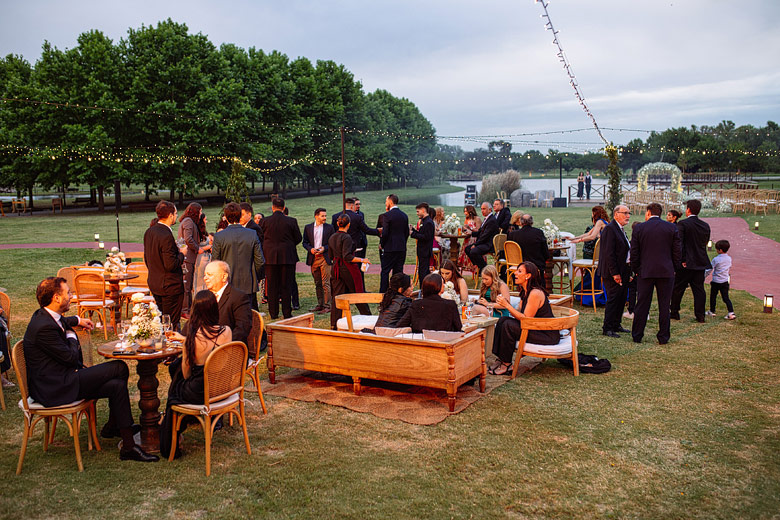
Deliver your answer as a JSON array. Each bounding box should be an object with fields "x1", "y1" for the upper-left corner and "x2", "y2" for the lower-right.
[
  {"x1": 630, "y1": 202, "x2": 682, "y2": 344},
  {"x1": 378, "y1": 194, "x2": 409, "y2": 293},
  {"x1": 599, "y1": 205, "x2": 632, "y2": 338}
]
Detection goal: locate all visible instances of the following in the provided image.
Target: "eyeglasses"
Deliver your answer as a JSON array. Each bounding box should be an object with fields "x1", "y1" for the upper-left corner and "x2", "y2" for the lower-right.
[{"x1": 616, "y1": 211, "x2": 631, "y2": 215}]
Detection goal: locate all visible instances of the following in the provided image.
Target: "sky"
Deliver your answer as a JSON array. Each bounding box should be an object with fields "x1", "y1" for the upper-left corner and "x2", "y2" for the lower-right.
[{"x1": 2, "y1": 0, "x2": 779, "y2": 153}]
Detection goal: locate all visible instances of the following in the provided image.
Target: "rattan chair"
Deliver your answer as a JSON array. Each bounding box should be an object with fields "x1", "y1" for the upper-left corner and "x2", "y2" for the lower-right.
[
  {"x1": 571, "y1": 238, "x2": 602, "y2": 312},
  {"x1": 0, "y1": 291, "x2": 10, "y2": 410},
  {"x1": 167, "y1": 341, "x2": 251, "y2": 476},
  {"x1": 245, "y1": 310, "x2": 268, "y2": 414},
  {"x1": 492, "y1": 233, "x2": 507, "y2": 269},
  {"x1": 73, "y1": 272, "x2": 115, "y2": 340},
  {"x1": 503, "y1": 241, "x2": 523, "y2": 290},
  {"x1": 511, "y1": 306, "x2": 580, "y2": 378},
  {"x1": 122, "y1": 262, "x2": 153, "y2": 316},
  {"x1": 11, "y1": 340, "x2": 101, "y2": 474}
]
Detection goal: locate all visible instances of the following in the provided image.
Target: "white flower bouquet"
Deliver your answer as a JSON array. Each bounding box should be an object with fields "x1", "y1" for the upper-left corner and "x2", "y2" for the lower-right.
[
  {"x1": 440, "y1": 280, "x2": 461, "y2": 305},
  {"x1": 442, "y1": 213, "x2": 462, "y2": 235},
  {"x1": 127, "y1": 293, "x2": 162, "y2": 342},
  {"x1": 542, "y1": 218, "x2": 561, "y2": 246},
  {"x1": 103, "y1": 247, "x2": 127, "y2": 275}
]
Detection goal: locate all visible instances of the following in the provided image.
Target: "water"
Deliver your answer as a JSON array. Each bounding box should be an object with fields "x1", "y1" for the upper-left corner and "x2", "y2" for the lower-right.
[{"x1": 437, "y1": 178, "x2": 594, "y2": 207}]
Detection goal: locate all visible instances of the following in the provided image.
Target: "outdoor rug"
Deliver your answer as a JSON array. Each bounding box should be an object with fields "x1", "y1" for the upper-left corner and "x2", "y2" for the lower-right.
[{"x1": 259, "y1": 357, "x2": 541, "y2": 425}]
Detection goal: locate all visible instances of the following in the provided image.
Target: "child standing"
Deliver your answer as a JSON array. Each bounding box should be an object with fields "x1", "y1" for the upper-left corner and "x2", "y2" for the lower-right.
[{"x1": 705, "y1": 239, "x2": 735, "y2": 320}]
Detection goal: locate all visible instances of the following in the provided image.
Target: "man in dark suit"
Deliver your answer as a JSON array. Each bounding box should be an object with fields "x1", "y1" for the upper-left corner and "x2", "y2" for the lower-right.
[
  {"x1": 240, "y1": 202, "x2": 265, "y2": 309},
  {"x1": 410, "y1": 203, "x2": 435, "y2": 286},
  {"x1": 202, "y1": 260, "x2": 253, "y2": 351},
  {"x1": 302, "y1": 208, "x2": 335, "y2": 313},
  {"x1": 630, "y1": 202, "x2": 682, "y2": 344},
  {"x1": 599, "y1": 205, "x2": 632, "y2": 338},
  {"x1": 259, "y1": 197, "x2": 303, "y2": 319},
  {"x1": 332, "y1": 198, "x2": 378, "y2": 255},
  {"x1": 507, "y1": 214, "x2": 549, "y2": 275},
  {"x1": 466, "y1": 202, "x2": 500, "y2": 272},
  {"x1": 144, "y1": 200, "x2": 187, "y2": 331},
  {"x1": 670, "y1": 199, "x2": 712, "y2": 323},
  {"x1": 353, "y1": 198, "x2": 368, "y2": 259},
  {"x1": 493, "y1": 198, "x2": 512, "y2": 234},
  {"x1": 378, "y1": 194, "x2": 410, "y2": 293},
  {"x1": 23, "y1": 277, "x2": 157, "y2": 462},
  {"x1": 212, "y1": 202, "x2": 265, "y2": 311}
]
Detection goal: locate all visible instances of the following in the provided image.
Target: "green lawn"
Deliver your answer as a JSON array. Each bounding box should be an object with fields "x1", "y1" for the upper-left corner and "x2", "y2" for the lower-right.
[{"x1": 0, "y1": 187, "x2": 779, "y2": 519}]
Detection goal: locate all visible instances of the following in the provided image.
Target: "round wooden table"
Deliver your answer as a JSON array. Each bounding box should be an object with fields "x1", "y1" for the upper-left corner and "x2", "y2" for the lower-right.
[
  {"x1": 546, "y1": 242, "x2": 572, "y2": 293},
  {"x1": 103, "y1": 273, "x2": 139, "y2": 329},
  {"x1": 437, "y1": 232, "x2": 466, "y2": 263},
  {"x1": 98, "y1": 340, "x2": 181, "y2": 453}
]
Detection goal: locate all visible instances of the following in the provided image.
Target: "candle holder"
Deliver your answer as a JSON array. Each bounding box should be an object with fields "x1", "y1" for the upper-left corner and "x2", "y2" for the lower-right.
[
  {"x1": 754, "y1": 222, "x2": 760, "y2": 231},
  {"x1": 707, "y1": 240, "x2": 713, "y2": 251},
  {"x1": 98, "y1": 241, "x2": 105, "y2": 249},
  {"x1": 764, "y1": 294, "x2": 773, "y2": 314}
]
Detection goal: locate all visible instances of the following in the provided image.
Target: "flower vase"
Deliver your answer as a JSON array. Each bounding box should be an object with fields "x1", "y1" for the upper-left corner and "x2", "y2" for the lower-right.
[{"x1": 136, "y1": 337, "x2": 156, "y2": 353}]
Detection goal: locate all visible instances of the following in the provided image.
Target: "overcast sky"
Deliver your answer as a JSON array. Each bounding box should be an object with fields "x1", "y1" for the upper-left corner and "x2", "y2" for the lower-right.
[{"x1": 2, "y1": 0, "x2": 779, "y2": 152}]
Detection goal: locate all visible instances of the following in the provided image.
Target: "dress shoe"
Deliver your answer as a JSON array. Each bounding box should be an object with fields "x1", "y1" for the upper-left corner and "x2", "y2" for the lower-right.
[
  {"x1": 101, "y1": 423, "x2": 141, "y2": 439},
  {"x1": 633, "y1": 338, "x2": 642, "y2": 344},
  {"x1": 292, "y1": 304, "x2": 300, "y2": 311},
  {"x1": 602, "y1": 331, "x2": 620, "y2": 338},
  {"x1": 658, "y1": 340, "x2": 668, "y2": 345},
  {"x1": 318, "y1": 306, "x2": 331, "y2": 314},
  {"x1": 119, "y1": 445, "x2": 159, "y2": 462},
  {"x1": 616, "y1": 326, "x2": 631, "y2": 333},
  {"x1": 696, "y1": 318, "x2": 706, "y2": 323},
  {"x1": 309, "y1": 305, "x2": 324, "y2": 312},
  {"x1": 670, "y1": 313, "x2": 680, "y2": 320}
]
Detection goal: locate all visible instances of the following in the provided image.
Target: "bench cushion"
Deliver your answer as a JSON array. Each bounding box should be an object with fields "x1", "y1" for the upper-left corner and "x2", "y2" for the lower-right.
[
  {"x1": 520, "y1": 335, "x2": 575, "y2": 356},
  {"x1": 336, "y1": 315, "x2": 379, "y2": 331}
]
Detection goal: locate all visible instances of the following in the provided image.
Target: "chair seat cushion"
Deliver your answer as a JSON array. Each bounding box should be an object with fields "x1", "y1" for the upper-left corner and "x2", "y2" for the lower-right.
[
  {"x1": 173, "y1": 393, "x2": 240, "y2": 414},
  {"x1": 572, "y1": 260, "x2": 596, "y2": 268},
  {"x1": 121, "y1": 287, "x2": 150, "y2": 295},
  {"x1": 520, "y1": 335, "x2": 575, "y2": 356},
  {"x1": 336, "y1": 315, "x2": 378, "y2": 331},
  {"x1": 21, "y1": 396, "x2": 86, "y2": 410},
  {"x1": 79, "y1": 299, "x2": 115, "y2": 307}
]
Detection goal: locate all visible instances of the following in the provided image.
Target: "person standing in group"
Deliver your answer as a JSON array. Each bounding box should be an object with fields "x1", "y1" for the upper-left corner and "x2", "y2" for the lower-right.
[
  {"x1": 577, "y1": 172, "x2": 585, "y2": 200},
  {"x1": 333, "y1": 197, "x2": 378, "y2": 257},
  {"x1": 191, "y1": 212, "x2": 213, "y2": 300},
  {"x1": 493, "y1": 198, "x2": 512, "y2": 234},
  {"x1": 282, "y1": 206, "x2": 301, "y2": 311},
  {"x1": 630, "y1": 202, "x2": 681, "y2": 345},
  {"x1": 144, "y1": 200, "x2": 187, "y2": 331},
  {"x1": 378, "y1": 194, "x2": 409, "y2": 293},
  {"x1": 240, "y1": 202, "x2": 264, "y2": 309},
  {"x1": 670, "y1": 199, "x2": 711, "y2": 323},
  {"x1": 507, "y1": 214, "x2": 549, "y2": 278},
  {"x1": 329, "y1": 214, "x2": 371, "y2": 329},
  {"x1": 458, "y1": 204, "x2": 482, "y2": 272},
  {"x1": 599, "y1": 205, "x2": 632, "y2": 338},
  {"x1": 211, "y1": 202, "x2": 264, "y2": 312},
  {"x1": 303, "y1": 208, "x2": 334, "y2": 314},
  {"x1": 410, "y1": 202, "x2": 435, "y2": 286},
  {"x1": 464, "y1": 202, "x2": 499, "y2": 273},
  {"x1": 177, "y1": 202, "x2": 203, "y2": 317},
  {"x1": 705, "y1": 240, "x2": 736, "y2": 320},
  {"x1": 260, "y1": 198, "x2": 302, "y2": 320},
  {"x1": 353, "y1": 198, "x2": 369, "y2": 261},
  {"x1": 585, "y1": 171, "x2": 593, "y2": 200}
]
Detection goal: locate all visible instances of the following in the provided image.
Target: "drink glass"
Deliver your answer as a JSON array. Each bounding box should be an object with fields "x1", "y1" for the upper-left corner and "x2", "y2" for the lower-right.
[
  {"x1": 161, "y1": 314, "x2": 171, "y2": 333},
  {"x1": 118, "y1": 320, "x2": 130, "y2": 348}
]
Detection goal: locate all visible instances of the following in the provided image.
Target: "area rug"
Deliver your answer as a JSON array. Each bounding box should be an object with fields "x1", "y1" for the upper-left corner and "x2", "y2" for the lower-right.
[{"x1": 258, "y1": 357, "x2": 541, "y2": 425}]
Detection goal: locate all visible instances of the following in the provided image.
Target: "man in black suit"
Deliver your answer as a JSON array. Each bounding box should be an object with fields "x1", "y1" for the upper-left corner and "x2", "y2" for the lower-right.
[
  {"x1": 202, "y1": 260, "x2": 253, "y2": 352},
  {"x1": 353, "y1": 198, "x2": 368, "y2": 259},
  {"x1": 507, "y1": 214, "x2": 549, "y2": 276},
  {"x1": 302, "y1": 208, "x2": 335, "y2": 313},
  {"x1": 378, "y1": 194, "x2": 410, "y2": 293},
  {"x1": 240, "y1": 202, "x2": 265, "y2": 309},
  {"x1": 259, "y1": 197, "x2": 303, "y2": 319},
  {"x1": 670, "y1": 199, "x2": 712, "y2": 323},
  {"x1": 144, "y1": 200, "x2": 187, "y2": 331},
  {"x1": 493, "y1": 198, "x2": 512, "y2": 234},
  {"x1": 23, "y1": 277, "x2": 157, "y2": 462},
  {"x1": 410, "y1": 202, "x2": 435, "y2": 287},
  {"x1": 466, "y1": 202, "x2": 500, "y2": 273},
  {"x1": 332, "y1": 198, "x2": 378, "y2": 255},
  {"x1": 630, "y1": 202, "x2": 682, "y2": 344},
  {"x1": 599, "y1": 205, "x2": 632, "y2": 338},
  {"x1": 212, "y1": 202, "x2": 265, "y2": 311}
]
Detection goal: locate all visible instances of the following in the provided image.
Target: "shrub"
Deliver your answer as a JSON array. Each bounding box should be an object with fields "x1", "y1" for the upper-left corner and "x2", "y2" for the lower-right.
[{"x1": 478, "y1": 170, "x2": 522, "y2": 204}]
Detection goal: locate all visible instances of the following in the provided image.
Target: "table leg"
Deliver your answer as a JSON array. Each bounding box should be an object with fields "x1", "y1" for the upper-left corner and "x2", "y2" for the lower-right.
[
  {"x1": 544, "y1": 259, "x2": 554, "y2": 293},
  {"x1": 107, "y1": 281, "x2": 121, "y2": 330},
  {"x1": 449, "y1": 238, "x2": 460, "y2": 263},
  {"x1": 136, "y1": 359, "x2": 162, "y2": 453}
]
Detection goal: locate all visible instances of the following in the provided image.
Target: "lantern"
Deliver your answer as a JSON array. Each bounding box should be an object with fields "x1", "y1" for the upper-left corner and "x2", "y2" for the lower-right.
[{"x1": 764, "y1": 294, "x2": 773, "y2": 314}]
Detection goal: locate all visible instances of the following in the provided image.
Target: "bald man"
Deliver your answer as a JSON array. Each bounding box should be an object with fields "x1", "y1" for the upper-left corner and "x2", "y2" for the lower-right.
[{"x1": 202, "y1": 261, "x2": 253, "y2": 352}]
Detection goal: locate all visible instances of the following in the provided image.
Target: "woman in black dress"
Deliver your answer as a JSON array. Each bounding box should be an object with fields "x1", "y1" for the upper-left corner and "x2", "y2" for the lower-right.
[
  {"x1": 376, "y1": 273, "x2": 413, "y2": 328},
  {"x1": 328, "y1": 214, "x2": 370, "y2": 329},
  {"x1": 489, "y1": 261, "x2": 559, "y2": 375},
  {"x1": 160, "y1": 290, "x2": 232, "y2": 458}
]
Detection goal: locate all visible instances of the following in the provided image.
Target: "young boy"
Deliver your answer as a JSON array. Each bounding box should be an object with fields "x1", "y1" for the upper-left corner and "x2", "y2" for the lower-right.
[{"x1": 705, "y1": 239, "x2": 735, "y2": 320}]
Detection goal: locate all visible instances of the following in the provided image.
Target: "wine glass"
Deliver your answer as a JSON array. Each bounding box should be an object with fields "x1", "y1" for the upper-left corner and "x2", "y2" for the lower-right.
[
  {"x1": 161, "y1": 314, "x2": 171, "y2": 333},
  {"x1": 118, "y1": 320, "x2": 130, "y2": 348}
]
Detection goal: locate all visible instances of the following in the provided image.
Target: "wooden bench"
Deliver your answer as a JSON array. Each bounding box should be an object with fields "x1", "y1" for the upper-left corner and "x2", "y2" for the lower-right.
[{"x1": 266, "y1": 314, "x2": 487, "y2": 412}]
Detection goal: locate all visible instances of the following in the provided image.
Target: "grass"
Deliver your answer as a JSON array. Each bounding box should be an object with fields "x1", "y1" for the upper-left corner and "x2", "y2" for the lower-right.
[{"x1": 1, "y1": 187, "x2": 779, "y2": 519}]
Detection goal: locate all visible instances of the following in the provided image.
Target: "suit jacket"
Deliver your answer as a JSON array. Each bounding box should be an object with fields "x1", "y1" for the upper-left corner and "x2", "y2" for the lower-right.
[
  {"x1": 302, "y1": 222, "x2": 335, "y2": 265},
  {"x1": 211, "y1": 224, "x2": 265, "y2": 296},
  {"x1": 218, "y1": 285, "x2": 252, "y2": 353},
  {"x1": 356, "y1": 210, "x2": 369, "y2": 250},
  {"x1": 410, "y1": 216, "x2": 435, "y2": 258},
  {"x1": 630, "y1": 216, "x2": 681, "y2": 279},
  {"x1": 507, "y1": 225, "x2": 549, "y2": 270},
  {"x1": 495, "y1": 208, "x2": 511, "y2": 234},
  {"x1": 677, "y1": 215, "x2": 711, "y2": 270},
  {"x1": 599, "y1": 219, "x2": 631, "y2": 281},
  {"x1": 22, "y1": 309, "x2": 83, "y2": 407},
  {"x1": 397, "y1": 294, "x2": 462, "y2": 333},
  {"x1": 259, "y1": 211, "x2": 303, "y2": 265},
  {"x1": 471, "y1": 213, "x2": 500, "y2": 251},
  {"x1": 144, "y1": 223, "x2": 184, "y2": 296},
  {"x1": 245, "y1": 220, "x2": 264, "y2": 246},
  {"x1": 332, "y1": 210, "x2": 376, "y2": 253},
  {"x1": 379, "y1": 207, "x2": 409, "y2": 253},
  {"x1": 177, "y1": 216, "x2": 200, "y2": 264}
]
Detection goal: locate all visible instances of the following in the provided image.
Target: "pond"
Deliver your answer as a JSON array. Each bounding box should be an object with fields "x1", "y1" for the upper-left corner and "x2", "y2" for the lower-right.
[{"x1": 409, "y1": 179, "x2": 602, "y2": 207}]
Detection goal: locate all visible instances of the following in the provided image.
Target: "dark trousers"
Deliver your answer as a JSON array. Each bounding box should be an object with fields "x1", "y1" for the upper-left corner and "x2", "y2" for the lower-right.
[
  {"x1": 380, "y1": 251, "x2": 406, "y2": 293},
  {"x1": 182, "y1": 261, "x2": 195, "y2": 313},
  {"x1": 417, "y1": 255, "x2": 431, "y2": 287},
  {"x1": 627, "y1": 276, "x2": 637, "y2": 313},
  {"x1": 153, "y1": 291, "x2": 184, "y2": 331},
  {"x1": 492, "y1": 316, "x2": 524, "y2": 364},
  {"x1": 632, "y1": 277, "x2": 674, "y2": 343},
  {"x1": 602, "y1": 274, "x2": 628, "y2": 333},
  {"x1": 671, "y1": 268, "x2": 706, "y2": 320},
  {"x1": 266, "y1": 264, "x2": 295, "y2": 319},
  {"x1": 710, "y1": 281, "x2": 734, "y2": 313},
  {"x1": 76, "y1": 360, "x2": 132, "y2": 429},
  {"x1": 466, "y1": 243, "x2": 491, "y2": 271}
]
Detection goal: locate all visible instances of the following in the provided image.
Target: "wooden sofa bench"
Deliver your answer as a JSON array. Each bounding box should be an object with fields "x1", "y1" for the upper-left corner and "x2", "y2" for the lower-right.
[{"x1": 266, "y1": 313, "x2": 487, "y2": 412}]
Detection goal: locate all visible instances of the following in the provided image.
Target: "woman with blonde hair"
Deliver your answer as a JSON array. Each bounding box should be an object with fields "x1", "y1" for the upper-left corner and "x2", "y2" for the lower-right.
[{"x1": 472, "y1": 265, "x2": 511, "y2": 318}]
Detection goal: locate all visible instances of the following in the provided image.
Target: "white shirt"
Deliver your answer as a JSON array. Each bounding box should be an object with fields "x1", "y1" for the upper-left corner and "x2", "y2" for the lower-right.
[
  {"x1": 213, "y1": 284, "x2": 227, "y2": 302},
  {"x1": 618, "y1": 222, "x2": 630, "y2": 263},
  {"x1": 44, "y1": 307, "x2": 78, "y2": 339},
  {"x1": 313, "y1": 222, "x2": 324, "y2": 250}
]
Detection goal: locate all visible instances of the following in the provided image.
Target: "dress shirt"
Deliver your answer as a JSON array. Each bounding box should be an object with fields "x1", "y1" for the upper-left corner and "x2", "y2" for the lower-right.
[
  {"x1": 214, "y1": 284, "x2": 227, "y2": 302},
  {"x1": 44, "y1": 307, "x2": 77, "y2": 339},
  {"x1": 313, "y1": 222, "x2": 324, "y2": 250},
  {"x1": 619, "y1": 222, "x2": 630, "y2": 263}
]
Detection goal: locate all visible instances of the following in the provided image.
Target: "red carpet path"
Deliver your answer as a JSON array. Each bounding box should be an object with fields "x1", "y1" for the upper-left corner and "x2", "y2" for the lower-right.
[{"x1": 1, "y1": 217, "x2": 775, "y2": 307}]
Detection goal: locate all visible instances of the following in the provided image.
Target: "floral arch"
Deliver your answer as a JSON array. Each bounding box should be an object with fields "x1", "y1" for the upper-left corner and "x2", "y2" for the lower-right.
[{"x1": 636, "y1": 162, "x2": 683, "y2": 193}]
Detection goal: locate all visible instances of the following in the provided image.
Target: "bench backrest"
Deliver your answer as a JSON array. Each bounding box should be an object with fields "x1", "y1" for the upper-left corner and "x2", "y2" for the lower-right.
[{"x1": 334, "y1": 293, "x2": 383, "y2": 332}]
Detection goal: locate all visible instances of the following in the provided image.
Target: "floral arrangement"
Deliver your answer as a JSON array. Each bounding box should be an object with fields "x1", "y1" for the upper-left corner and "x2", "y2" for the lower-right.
[
  {"x1": 439, "y1": 280, "x2": 461, "y2": 305},
  {"x1": 127, "y1": 293, "x2": 162, "y2": 342},
  {"x1": 103, "y1": 247, "x2": 126, "y2": 275},
  {"x1": 636, "y1": 162, "x2": 683, "y2": 193},
  {"x1": 441, "y1": 213, "x2": 462, "y2": 235},
  {"x1": 542, "y1": 218, "x2": 561, "y2": 246},
  {"x1": 716, "y1": 200, "x2": 731, "y2": 213}
]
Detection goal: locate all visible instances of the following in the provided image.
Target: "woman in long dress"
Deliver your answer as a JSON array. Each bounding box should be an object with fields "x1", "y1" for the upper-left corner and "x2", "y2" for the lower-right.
[
  {"x1": 328, "y1": 214, "x2": 370, "y2": 329},
  {"x1": 191, "y1": 213, "x2": 212, "y2": 301},
  {"x1": 458, "y1": 204, "x2": 482, "y2": 271},
  {"x1": 577, "y1": 172, "x2": 585, "y2": 199}
]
